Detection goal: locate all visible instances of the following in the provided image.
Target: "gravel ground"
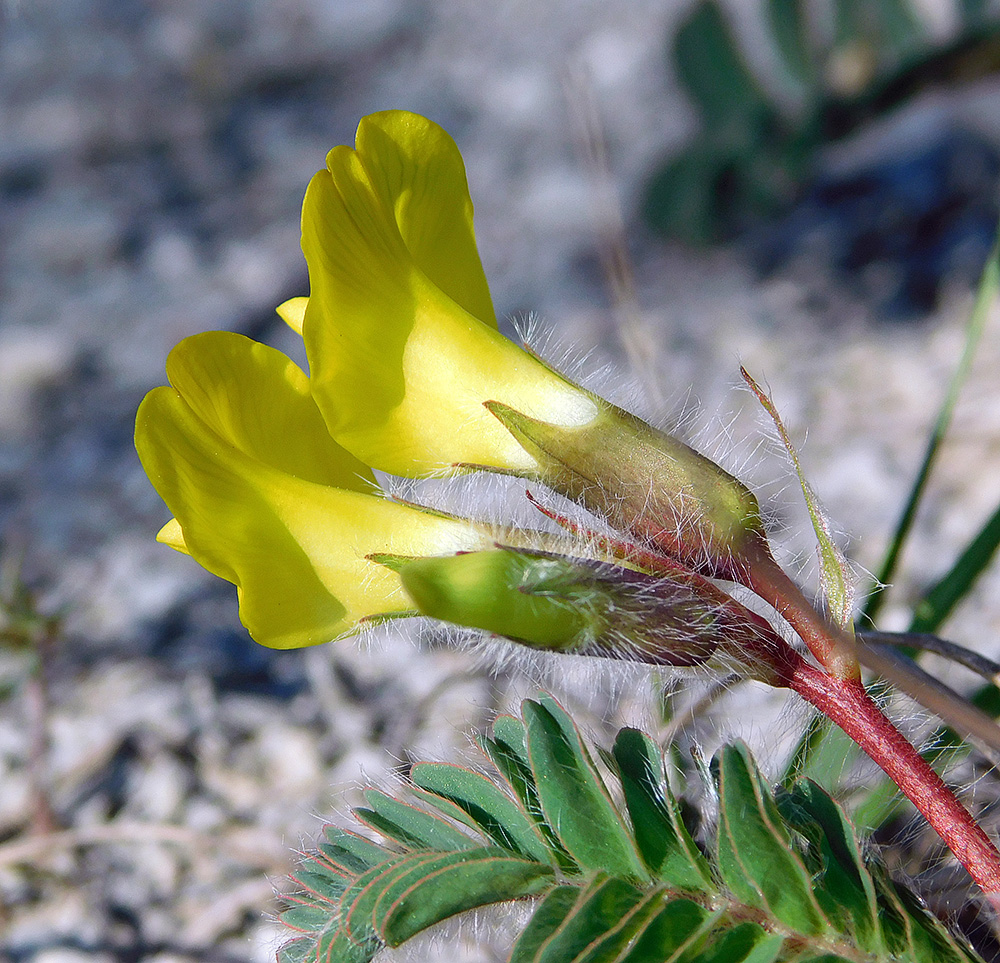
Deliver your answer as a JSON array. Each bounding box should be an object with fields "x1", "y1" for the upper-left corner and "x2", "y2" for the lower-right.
[{"x1": 3, "y1": 0, "x2": 1000, "y2": 960}]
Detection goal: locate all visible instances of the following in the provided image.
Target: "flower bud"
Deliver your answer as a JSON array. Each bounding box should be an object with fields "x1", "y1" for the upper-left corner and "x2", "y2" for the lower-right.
[
  {"x1": 482, "y1": 400, "x2": 767, "y2": 578},
  {"x1": 393, "y1": 547, "x2": 787, "y2": 680}
]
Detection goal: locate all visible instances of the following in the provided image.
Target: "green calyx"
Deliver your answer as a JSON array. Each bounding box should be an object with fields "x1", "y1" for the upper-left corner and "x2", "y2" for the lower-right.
[
  {"x1": 483, "y1": 399, "x2": 766, "y2": 577},
  {"x1": 398, "y1": 550, "x2": 590, "y2": 651},
  {"x1": 395, "y1": 548, "x2": 780, "y2": 671}
]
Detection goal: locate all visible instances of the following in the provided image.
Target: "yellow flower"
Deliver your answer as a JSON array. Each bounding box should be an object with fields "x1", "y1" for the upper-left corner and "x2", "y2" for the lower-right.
[
  {"x1": 134, "y1": 331, "x2": 491, "y2": 649},
  {"x1": 295, "y1": 110, "x2": 766, "y2": 577},
  {"x1": 298, "y1": 110, "x2": 599, "y2": 476}
]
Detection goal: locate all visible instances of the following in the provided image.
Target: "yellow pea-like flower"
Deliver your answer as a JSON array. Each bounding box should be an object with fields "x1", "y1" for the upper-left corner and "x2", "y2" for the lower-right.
[
  {"x1": 295, "y1": 110, "x2": 766, "y2": 577},
  {"x1": 134, "y1": 330, "x2": 491, "y2": 648},
  {"x1": 298, "y1": 109, "x2": 599, "y2": 476}
]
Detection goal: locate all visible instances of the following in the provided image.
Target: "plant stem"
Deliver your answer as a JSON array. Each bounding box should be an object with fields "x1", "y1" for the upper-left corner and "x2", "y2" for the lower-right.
[
  {"x1": 787, "y1": 658, "x2": 1000, "y2": 907},
  {"x1": 26, "y1": 630, "x2": 57, "y2": 836},
  {"x1": 740, "y1": 540, "x2": 860, "y2": 681}
]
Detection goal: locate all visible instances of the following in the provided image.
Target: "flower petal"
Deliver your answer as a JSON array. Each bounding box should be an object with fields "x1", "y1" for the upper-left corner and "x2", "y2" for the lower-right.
[
  {"x1": 164, "y1": 330, "x2": 375, "y2": 491},
  {"x1": 355, "y1": 111, "x2": 497, "y2": 328},
  {"x1": 276, "y1": 296, "x2": 308, "y2": 335},
  {"x1": 136, "y1": 383, "x2": 486, "y2": 649},
  {"x1": 156, "y1": 518, "x2": 188, "y2": 554},
  {"x1": 301, "y1": 115, "x2": 597, "y2": 476}
]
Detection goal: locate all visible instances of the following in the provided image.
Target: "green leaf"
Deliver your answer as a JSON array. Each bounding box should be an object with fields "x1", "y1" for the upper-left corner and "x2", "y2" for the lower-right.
[
  {"x1": 766, "y1": 0, "x2": 819, "y2": 89},
  {"x1": 411, "y1": 761, "x2": 554, "y2": 864},
  {"x1": 281, "y1": 701, "x2": 989, "y2": 963},
  {"x1": 355, "y1": 789, "x2": 476, "y2": 852},
  {"x1": 279, "y1": 902, "x2": 333, "y2": 933},
  {"x1": 339, "y1": 854, "x2": 415, "y2": 943},
  {"x1": 619, "y1": 899, "x2": 721, "y2": 962},
  {"x1": 406, "y1": 783, "x2": 490, "y2": 833},
  {"x1": 493, "y1": 712, "x2": 530, "y2": 759},
  {"x1": 291, "y1": 864, "x2": 350, "y2": 904},
  {"x1": 866, "y1": 0, "x2": 925, "y2": 59},
  {"x1": 673, "y1": 0, "x2": 773, "y2": 135},
  {"x1": 479, "y1": 723, "x2": 578, "y2": 873},
  {"x1": 688, "y1": 922, "x2": 784, "y2": 963},
  {"x1": 309, "y1": 926, "x2": 380, "y2": 963},
  {"x1": 742, "y1": 367, "x2": 854, "y2": 627},
  {"x1": 864, "y1": 233, "x2": 999, "y2": 624},
  {"x1": 509, "y1": 885, "x2": 581, "y2": 962},
  {"x1": 571, "y1": 888, "x2": 675, "y2": 962},
  {"x1": 777, "y1": 780, "x2": 883, "y2": 954},
  {"x1": 524, "y1": 697, "x2": 648, "y2": 879},
  {"x1": 714, "y1": 743, "x2": 829, "y2": 936},
  {"x1": 877, "y1": 871, "x2": 980, "y2": 963},
  {"x1": 376, "y1": 848, "x2": 554, "y2": 947},
  {"x1": 320, "y1": 826, "x2": 391, "y2": 874},
  {"x1": 478, "y1": 729, "x2": 537, "y2": 814},
  {"x1": 960, "y1": 0, "x2": 990, "y2": 23},
  {"x1": 910, "y1": 496, "x2": 1000, "y2": 633},
  {"x1": 277, "y1": 937, "x2": 312, "y2": 963},
  {"x1": 611, "y1": 727, "x2": 713, "y2": 889},
  {"x1": 642, "y1": 145, "x2": 734, "y2": 245},
  {"x1": 514, "y1": 874, "x2": 647, "y2": 962}
]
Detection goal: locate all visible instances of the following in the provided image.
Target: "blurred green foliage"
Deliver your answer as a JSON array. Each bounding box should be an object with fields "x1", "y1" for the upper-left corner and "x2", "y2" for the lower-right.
[{"x1": 645, "y1": 0, "x2": 1000, "y2": 244}]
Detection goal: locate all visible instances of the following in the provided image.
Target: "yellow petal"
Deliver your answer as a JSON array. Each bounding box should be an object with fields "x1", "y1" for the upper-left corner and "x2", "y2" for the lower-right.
[
  {"x1": 276, "y1": 296, "x2": 308, "y2": 335},
  {"x1": 165, "y1": 331, "x2": 374, "y2": 491},
  {"x1": 136, "y1": 385, "x2": 485, "y2": 649},
  {"x1": 355, "y1": 111, "x2": 497, "y2": 328},
  {"x1": 156, "y1": 518, "x2": 189, "y2": 554},
  {"x1": 301, "y1": 116, "x2": 597, "y2": 476}
]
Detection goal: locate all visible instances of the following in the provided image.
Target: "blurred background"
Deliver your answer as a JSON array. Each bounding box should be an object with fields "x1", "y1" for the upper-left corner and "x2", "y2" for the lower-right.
[{"x1": 3, "y1": 0, "x2": 1000, "y2": 959}]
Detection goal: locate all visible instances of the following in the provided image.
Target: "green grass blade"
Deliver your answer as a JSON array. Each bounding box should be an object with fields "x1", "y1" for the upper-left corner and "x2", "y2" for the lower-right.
[
  {"x1": 910, "y1": 496, "x2": 1000, "y2": 632},
  {"x1": 788, "y1": 231, "x2": 1000, "y2": 804},
  {"x1": 863, "y1": 232, "x2": 999, "y2": 625}
]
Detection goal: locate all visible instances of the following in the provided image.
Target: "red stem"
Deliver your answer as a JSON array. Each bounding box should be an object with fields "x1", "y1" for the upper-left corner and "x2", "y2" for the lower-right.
[
  {"x1": 740, "y1": 540, "x2": 860, "y2": 682},
  {"x1": 788, "y1": 658, "x2": 1000, "y2": 907}
]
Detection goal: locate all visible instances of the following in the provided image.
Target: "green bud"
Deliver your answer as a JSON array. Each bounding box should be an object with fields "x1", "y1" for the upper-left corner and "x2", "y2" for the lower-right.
[
  {"x1": 483, "y1": 399, "x2": 766, "y2": 578},
  {"x1": 398, "y1": 550, "x2": 589, "y2": 651},
  {"x1": 396, "y1": 548, "x2": 787, "y2": 679}
]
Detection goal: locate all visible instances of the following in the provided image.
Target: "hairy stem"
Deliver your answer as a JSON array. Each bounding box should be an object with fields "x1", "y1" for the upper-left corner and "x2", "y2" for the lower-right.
[
  {"x1": 787, "y1": 658, "x2": 1000, "y2": 907},
  {"x1": 743, "y1": 547, "x2": 1000, "y2": 899},
  {"x1": 740, "y1": 541, "x2": 860, "y2": 681}
]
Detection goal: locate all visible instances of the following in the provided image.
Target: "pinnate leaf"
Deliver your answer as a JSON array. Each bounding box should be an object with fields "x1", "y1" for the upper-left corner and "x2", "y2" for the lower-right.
[
  {"x1": 611, "y1": 726, "x2": 713, "y2": 889},
  {"x1": 714, "y1": 742, "x2": 830, "y2": 936},
  {"x1": 411, "y1": 761, "x2": 553, "y2": 863},
  {"x1": 280, "y1": 697, "x2": 986, "y2": 963}
]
